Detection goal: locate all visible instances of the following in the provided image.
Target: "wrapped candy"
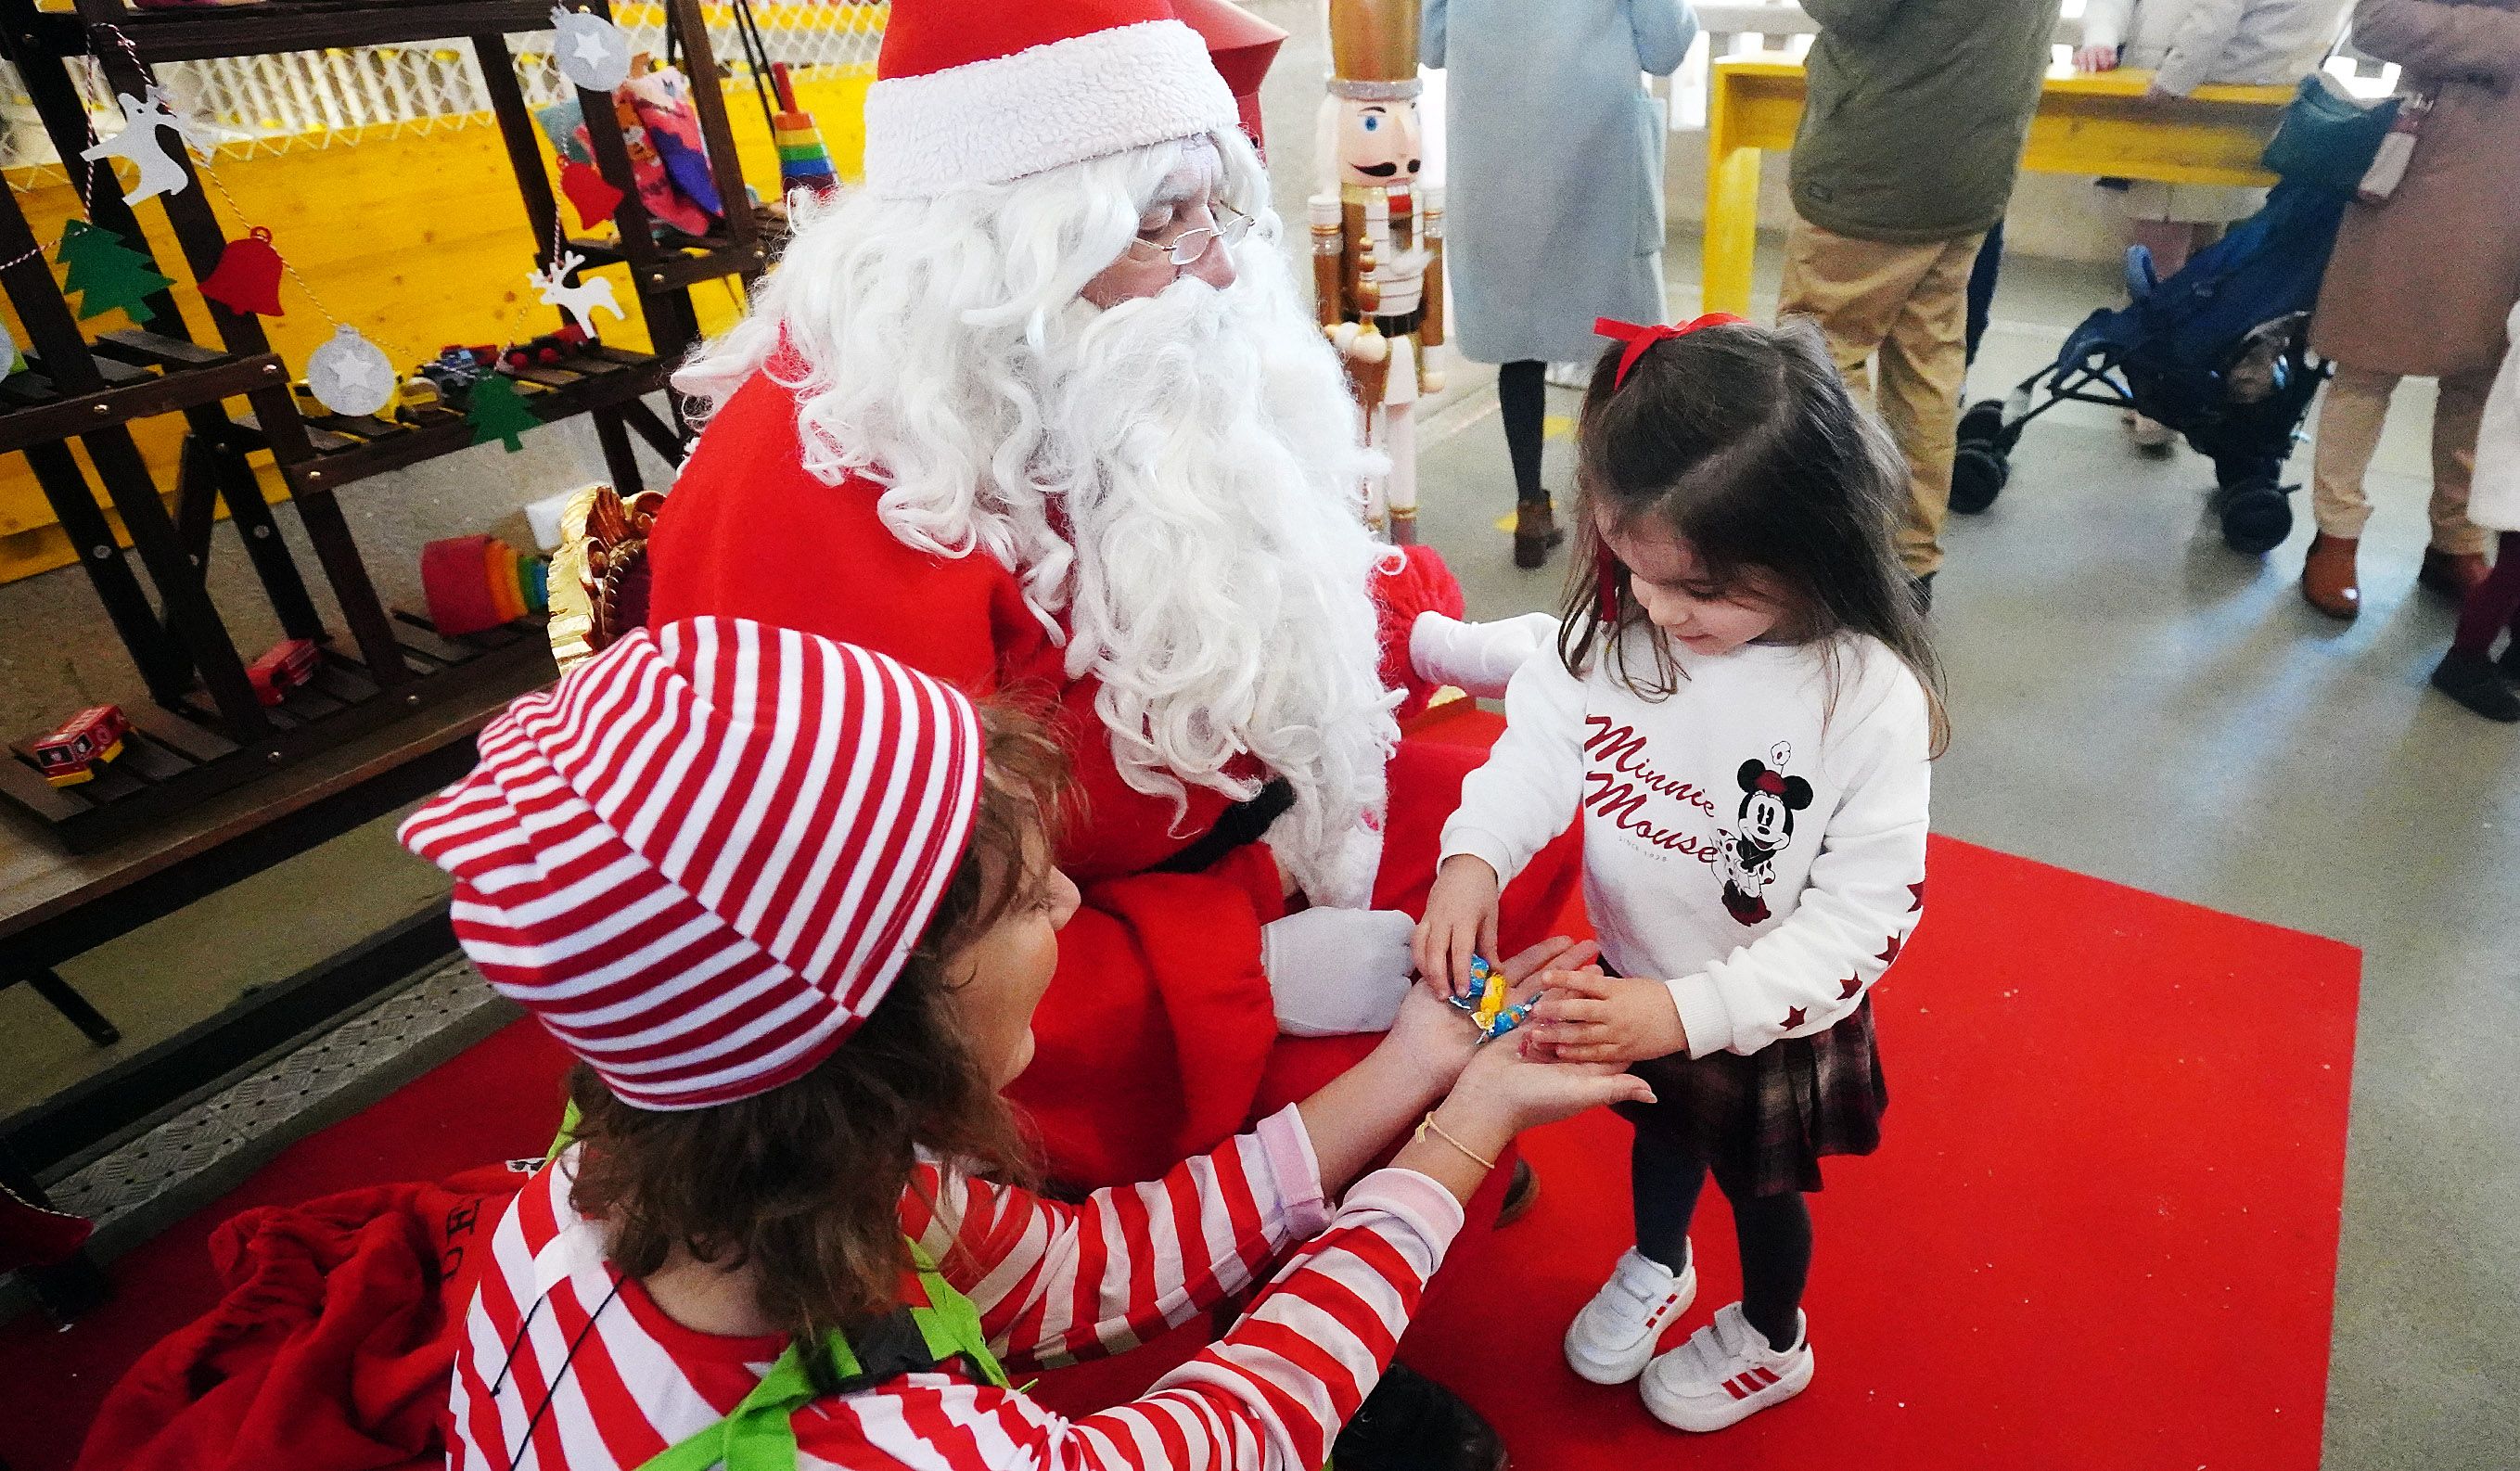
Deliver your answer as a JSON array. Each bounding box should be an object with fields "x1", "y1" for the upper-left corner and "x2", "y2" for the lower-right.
[{"x1": 1446, "y1": 954, "x2": 1535, "y2": 1043}]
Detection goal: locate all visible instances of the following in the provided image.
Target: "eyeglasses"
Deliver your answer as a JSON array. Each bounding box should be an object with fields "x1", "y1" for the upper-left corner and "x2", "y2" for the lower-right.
[{"x1": 1124, "y1": 201, "x2": 1255, "y2": 268}]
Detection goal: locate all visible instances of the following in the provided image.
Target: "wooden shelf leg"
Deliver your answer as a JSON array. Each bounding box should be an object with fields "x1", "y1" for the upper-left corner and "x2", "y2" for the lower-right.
[
  {"x1": 590, "y1": 406, "x2": 645, "y2": 496},
  {"x1": 80, "y1": 428, "x2": 271, "y2": 734},
  {"x1": 19, "y1": 969, "x2": 121, "y2": 1047},
  {"x1": 275, "y1": 479, "x2": 412, "y2": 685},
  {"x1": 17, "y1": 441, "x2": 197, "y2": 705},
  {"x1": 619, "y1": 397, "x2": 688, "y2": 464},
  {"x1": 195, "y1": 422, "x2": 326, "y2": 643}
]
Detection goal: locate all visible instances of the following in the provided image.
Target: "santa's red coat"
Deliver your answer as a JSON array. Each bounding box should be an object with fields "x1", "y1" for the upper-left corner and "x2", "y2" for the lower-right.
[{"x1": 649, "y1": 368, "x2": 1580, "y2": 1187}]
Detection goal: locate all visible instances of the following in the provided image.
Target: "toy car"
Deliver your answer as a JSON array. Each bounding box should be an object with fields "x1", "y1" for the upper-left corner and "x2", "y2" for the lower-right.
[
  {"x1": 248, "y1": 637, "x2": 321, "y2": 706},
  {"x1": 32, "y1": 706, "x2": 130, "y2": 788},
  {"x1": 502, "y1": 323, "x2": 591, "y2": 372},
  {"x1": 415, "y1": 345, "x2": 501, "y2": 402}
]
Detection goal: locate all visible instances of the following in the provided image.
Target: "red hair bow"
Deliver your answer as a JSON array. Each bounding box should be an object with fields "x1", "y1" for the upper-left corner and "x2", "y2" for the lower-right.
[
  {"x1": 1593, "y1": 313, "x2": 1747, "y2": 388},
  {"x1": 1756, "y1": 771, "x2": 1787, "y2": 796}
]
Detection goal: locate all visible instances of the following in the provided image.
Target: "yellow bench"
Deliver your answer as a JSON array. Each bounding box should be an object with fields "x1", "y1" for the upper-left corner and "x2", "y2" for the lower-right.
[{"x1": 1702, "y1": 58, "x2": 2296, "y2": 317}]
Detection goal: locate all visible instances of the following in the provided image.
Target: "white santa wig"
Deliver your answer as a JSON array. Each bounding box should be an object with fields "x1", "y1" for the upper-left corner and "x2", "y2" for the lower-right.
[{"x1": 673, "y1": 128, "x2": 1401, "y2": 904}]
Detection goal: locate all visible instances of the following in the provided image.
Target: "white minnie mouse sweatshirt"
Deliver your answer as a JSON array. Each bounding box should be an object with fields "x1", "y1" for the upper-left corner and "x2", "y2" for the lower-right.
[{"x1": 1440, "y1": 628, "x2": 1932, "y2": 1059}]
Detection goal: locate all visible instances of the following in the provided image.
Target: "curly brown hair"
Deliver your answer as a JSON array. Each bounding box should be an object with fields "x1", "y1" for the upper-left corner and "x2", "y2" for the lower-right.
[{"x1": 564, "y1": 701, "x2": 1068, "y2": 1370}]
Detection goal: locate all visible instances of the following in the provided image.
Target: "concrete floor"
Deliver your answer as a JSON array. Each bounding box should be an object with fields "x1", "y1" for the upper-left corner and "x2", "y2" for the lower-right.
[
  {"x1": 2, "y1": 4, "x2": 2514, "y2": 1460},
  {"x1": 1406, "y1": 246, "x2": 2520, "y2": 1468}
]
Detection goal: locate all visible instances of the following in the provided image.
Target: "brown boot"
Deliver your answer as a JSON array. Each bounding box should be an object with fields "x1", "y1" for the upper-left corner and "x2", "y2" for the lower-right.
[
  {"x1": 2418, "y1": 547, "x2": 2492, "y2": 602},
  {"x1": 2301, "y1": 532, "x2": 2360, "y2": 620},
  {"x1": 1514, "y1": 497, "x2": 1565, "y2": 569}
]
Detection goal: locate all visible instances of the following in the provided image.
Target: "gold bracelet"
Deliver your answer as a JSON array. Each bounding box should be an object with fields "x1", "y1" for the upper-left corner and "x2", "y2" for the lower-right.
[{"x1": 1414, "y1": 1111, "x2": 1497, "y2": 1173}]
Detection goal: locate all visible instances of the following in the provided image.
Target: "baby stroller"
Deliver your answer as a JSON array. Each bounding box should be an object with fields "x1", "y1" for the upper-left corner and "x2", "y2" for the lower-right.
[{"x1": 1951, "y1": 79, "x2": 2390, "y2": 555}]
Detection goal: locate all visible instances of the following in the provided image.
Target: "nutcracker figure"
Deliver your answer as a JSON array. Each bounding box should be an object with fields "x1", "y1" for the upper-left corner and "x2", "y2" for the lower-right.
[{"x1": 1312, "y1": 0, "x2": 1444, "y2": 544}]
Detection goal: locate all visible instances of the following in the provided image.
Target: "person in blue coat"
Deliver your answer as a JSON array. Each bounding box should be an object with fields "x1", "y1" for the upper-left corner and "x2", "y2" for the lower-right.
[{"x1": 1426, "y1": 0, "x2": 1698, "y2": 568}]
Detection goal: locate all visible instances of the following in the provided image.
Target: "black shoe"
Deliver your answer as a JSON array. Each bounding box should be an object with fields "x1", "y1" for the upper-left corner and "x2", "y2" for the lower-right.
[
  {"x1": 1496, "y1": 1157, "x2": 1538, "y2": 1228},
  {"x1": 1334, "y1": 1362, "x2": 1508, "y2": 1471},
  {"x1": 2499, "y1": 640, "x2": 2520, "y2": 682},
  {"x1": 2430, "y1": 648, "x2": 2520, "y2": 723}
]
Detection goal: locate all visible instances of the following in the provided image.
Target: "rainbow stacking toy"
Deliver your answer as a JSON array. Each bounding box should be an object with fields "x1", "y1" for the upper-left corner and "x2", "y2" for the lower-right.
[
  {"x1": 420, "y1": 533, "x2": 550, "y2": 639},
  {"x1": 774, "y1": 110, "x2": 838, "y2": 198},
  {"x1": 769, "y1": 63, "x2": 837, "y2": 199}
]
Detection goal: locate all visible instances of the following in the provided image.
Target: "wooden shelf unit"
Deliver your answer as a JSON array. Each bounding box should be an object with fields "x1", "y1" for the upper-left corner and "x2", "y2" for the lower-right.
[{"x1": 0, "y1": 0, "x2": 769, "y2": 850}]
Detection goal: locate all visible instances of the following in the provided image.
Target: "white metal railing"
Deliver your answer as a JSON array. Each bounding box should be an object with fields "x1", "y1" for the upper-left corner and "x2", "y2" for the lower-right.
[{"x1": 0, "y1": 2, "x2": 888, "y2": 175}]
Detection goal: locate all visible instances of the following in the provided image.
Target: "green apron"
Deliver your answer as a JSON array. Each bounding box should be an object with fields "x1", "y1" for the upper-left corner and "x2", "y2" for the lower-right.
[{"x1": 633, "y1": 1256, "x2": 1009, "y2": 1471}]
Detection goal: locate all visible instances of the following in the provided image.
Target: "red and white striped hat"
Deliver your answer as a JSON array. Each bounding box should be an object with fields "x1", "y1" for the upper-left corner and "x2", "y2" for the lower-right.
[
  {"x1": 398, "y1": 619, "x2": 985, "y2": 1111},
  {"x1": 862, "y1": 0, "x2": 1240, "y2": 198}
]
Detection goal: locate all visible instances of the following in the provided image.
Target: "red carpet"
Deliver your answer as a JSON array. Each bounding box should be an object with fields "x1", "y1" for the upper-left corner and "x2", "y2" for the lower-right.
[
  {"x1": 0, "y1": 835, "x2": 2356, "y2": 1471},
  {"x1": 1407, "y1": 836, "x2": 2359, "y2": 1471},
  {"x1": 0, "y1": 1020, "x2": 573, "y2": 1471}
]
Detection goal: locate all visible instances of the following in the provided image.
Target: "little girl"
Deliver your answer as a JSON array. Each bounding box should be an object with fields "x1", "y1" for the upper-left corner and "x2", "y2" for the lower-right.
[{"x1": 1415, "y1": 314, "x2": 1945, "y2": 1432}]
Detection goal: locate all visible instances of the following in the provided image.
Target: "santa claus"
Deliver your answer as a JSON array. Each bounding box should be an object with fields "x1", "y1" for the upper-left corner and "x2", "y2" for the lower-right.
[{"x1": 648, "y1": 1, "x2": 1576, "y2": 1459}]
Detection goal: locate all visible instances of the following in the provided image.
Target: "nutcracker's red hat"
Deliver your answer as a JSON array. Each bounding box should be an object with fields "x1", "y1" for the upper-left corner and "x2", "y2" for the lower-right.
[
  {"x1": 398, "y1": 619, "x2": 986, "y2": 1111},
  {"x1": 863, "y1": 0, "x2": 1241, "y2": 198}
]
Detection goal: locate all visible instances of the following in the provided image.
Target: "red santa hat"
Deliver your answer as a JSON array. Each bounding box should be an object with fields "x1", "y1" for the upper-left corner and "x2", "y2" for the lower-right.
[
  {"x1": 398, "y1": 619, "x2": 984, "y2": 1111},
  {"x1": 862, "y1": 0, "x2": 1242, "y2": 198}
]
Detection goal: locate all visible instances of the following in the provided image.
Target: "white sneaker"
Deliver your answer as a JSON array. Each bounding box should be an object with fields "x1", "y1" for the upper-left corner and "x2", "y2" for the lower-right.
[
  {"x1": 1640, "y1": 1302, "x2": 1814, "y2": 1432},
  {"x1": 1563, "y1": 1247, "x2": 1695, "y2": 1385}
]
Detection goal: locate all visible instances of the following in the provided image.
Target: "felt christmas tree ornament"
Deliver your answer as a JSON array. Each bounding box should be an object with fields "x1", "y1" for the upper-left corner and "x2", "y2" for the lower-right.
[
  {"x1": 56, "y1": 220, "x2": 175, "y2": 323},
  {"x1": 467, "y1": 374, "x2": 542, "y2": 453}
]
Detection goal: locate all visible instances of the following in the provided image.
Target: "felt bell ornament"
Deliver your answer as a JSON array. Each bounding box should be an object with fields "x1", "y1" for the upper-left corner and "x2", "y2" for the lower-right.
[{"x1": 198, "y1": 226, "x2": 284, "y2": 317}]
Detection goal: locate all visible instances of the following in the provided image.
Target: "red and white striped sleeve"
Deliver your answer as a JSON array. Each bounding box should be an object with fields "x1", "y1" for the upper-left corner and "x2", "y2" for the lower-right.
[
  {"x1": 900, "y1": 1104, "x2": 1332, "y2": 1371},
  {"x1": 803, "y1": 1165, "x2": 1467, "y2": 1471}
]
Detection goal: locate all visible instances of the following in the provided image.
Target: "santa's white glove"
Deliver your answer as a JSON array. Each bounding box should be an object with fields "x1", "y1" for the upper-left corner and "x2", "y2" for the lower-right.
[
  {"x1": 1410, "y1": 610, "x2": 1561, "y2": 700},
  {"x1": 1260, "y1": 907, "x2": 1416, "y2": 1038}
]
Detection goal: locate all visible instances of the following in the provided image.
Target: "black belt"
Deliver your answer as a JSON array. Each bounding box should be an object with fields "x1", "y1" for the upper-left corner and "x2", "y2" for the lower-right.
[{"x1": 1148, "y1": 778, "x2": 1297, "y2": 876}]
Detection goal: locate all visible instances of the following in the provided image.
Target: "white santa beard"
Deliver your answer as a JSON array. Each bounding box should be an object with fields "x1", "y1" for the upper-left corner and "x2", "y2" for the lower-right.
[{"x1": 1036, "y1": 268, "x2": 1401, "y2": 905}]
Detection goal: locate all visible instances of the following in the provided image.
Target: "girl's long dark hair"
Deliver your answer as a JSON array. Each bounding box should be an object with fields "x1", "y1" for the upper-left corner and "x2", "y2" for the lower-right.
[
  {"x1": 565, "y1": 704, "x2": 1068, "y2": 1376},
  {"x1": 1557, "y1": 316, "x2": 1950, "y2": 755}
]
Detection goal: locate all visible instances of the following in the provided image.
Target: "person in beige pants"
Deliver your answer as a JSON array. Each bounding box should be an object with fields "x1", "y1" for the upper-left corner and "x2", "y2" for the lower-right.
[
  {"x1": 2298, "y1": 0, "x2": 2520, "y2": 620},
  {"x1": 1779, "y1": 0, "x2": 2061, "y2": 602},
  {"x1": 1780, "y1": 225, "x2": 1984, "y2": 582},
  {"x1": 2307, "y1": 366, "x2": 2493, "y2": 617}
]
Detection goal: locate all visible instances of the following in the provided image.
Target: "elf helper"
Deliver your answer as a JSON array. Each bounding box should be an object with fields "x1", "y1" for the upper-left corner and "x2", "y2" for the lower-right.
[
  {"x1": 648, "y1": 2, "x2": 1573, "y2": 1446},
  {"x1": 403, "y1": 620, "x2": 1646, "y2": 1471}
]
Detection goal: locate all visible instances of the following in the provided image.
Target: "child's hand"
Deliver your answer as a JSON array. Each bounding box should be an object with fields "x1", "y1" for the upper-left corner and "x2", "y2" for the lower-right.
[
  {"x1": 1414, "y1": 854, "x2": 1502, "y2": 996},
  {"x1": 2073, "y1": 43, "x2": 2118, "y2": 72},
  {"x1": 1530, "y1": 969, "x2": 1689, "y2": 1065}
]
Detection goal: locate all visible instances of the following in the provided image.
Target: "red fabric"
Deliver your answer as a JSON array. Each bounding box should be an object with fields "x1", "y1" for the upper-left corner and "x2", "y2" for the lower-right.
[
  {"x1": 646, "y1": 368, "x2": 1548, "y2": 1188},
  {"x1": 74, "y1": 1165, "x2": 531, "y2": 1471},
  {"x1": 876, "y1": 0, "x2": 1182, "y2": 79},
  {"x1": 1375, "y1": 544, "x2": 1466, "y2": 723}
]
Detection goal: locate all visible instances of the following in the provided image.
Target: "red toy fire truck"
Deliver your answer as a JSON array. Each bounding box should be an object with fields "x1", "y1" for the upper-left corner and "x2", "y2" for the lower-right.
[
  {"x1": 32, "y1": 706, "x2": 130, "y2": 787},
  {"x1": 248, "y1": 638, "x2": 321, "y2": 706}
]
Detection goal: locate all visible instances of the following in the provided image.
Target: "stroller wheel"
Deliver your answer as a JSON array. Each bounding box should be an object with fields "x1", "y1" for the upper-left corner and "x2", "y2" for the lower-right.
[
  {"x1": 2216, "y1": 479, "x2": 2292, "y2": 556},
  {"x1": 1956, "y1": 399, "x2": 2005, "y2": 450},
  {"x1": 1951, "y1": 444, "x2": 2011, "y2": 515}
]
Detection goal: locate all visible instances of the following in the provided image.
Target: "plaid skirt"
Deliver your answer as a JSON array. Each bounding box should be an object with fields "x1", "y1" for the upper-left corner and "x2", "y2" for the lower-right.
[{"x1": 1613, "y1": 998, "x2": 1888, "y2": 1199}]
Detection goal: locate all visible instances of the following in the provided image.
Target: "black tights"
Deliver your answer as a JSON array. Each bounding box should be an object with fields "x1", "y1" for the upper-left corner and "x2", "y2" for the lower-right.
[
  {"x1": 1499, "y1": 359, "x2": 1548, "y2": 505},
  {"x1": 1632, "y1": 1129, "x2": 1813, "y2": 1354}
]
